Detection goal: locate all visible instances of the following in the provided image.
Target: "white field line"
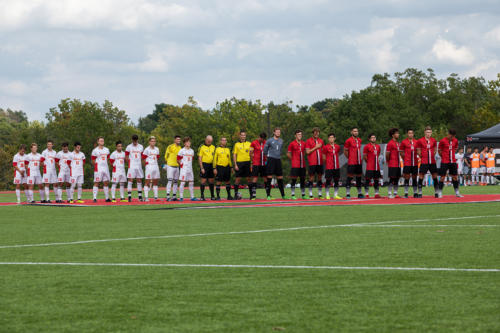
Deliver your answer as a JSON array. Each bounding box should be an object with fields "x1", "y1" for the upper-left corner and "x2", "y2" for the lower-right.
[
  {"x1": 0, "y1": 214, "x2": 499, "y2": 250},
  {"x1": 0, "y1": 262, "x2": 498, "y2": 272}
]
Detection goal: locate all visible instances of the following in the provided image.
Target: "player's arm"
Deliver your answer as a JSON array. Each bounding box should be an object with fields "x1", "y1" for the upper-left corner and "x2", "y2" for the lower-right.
[
  {"x1": 176, "y1": 153, "x2": 183, "y2": 168},
  {"x1": 385, "y1": 144, "x2": 391, "y2": 162},
  {"x1": 399, "y1": 142, "x2": 405, "y2": 159},
  {"x1": 363, "y1": 146, "x2": 368, "y2": 163},
  {"x1": 286, "y1": 144, "x2": 292, "y2": 160},
  {"x1": 141, "y1": 152, "x2": 147, "y2": 167},
  {"x1": 13, "y1": 161, "x2": 24, "y2": 175},
  {"x1": 343, "y1": 142, "x2": 349, "y2": 158},
  {"x1": 198, "y1": 148, "x2": 205, "y2": 174},
  {"x1": 437, "y1": 141, "x2": 443, "y2": 157}
]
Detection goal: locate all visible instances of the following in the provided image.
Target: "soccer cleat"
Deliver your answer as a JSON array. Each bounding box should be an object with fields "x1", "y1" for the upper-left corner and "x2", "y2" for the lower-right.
[
  {"x1": 166, "y1": 197, "x2": 171, "y2": 202},
  {"x1": 227, "y1": 196, "x2": 234, "y2": 200},
  {"x1": 111, "y1": 199, "x2": 117, "y2": 203},
  {"x1": 267, "y1": 196, "x2": 273, "y2": 200},
  {"x1": 190, "y1": 198, "x2": 199, "y2": 201},
  {"x1": 172, "y1": 198, "x2": 177, "y2": 202},
  {"x1": 346, "y1": 194, "x2": 351, "y2": 199},
  {"x1": 41, "y1": 200, "x2": 46, "y2": 203},
  {"x1": 93, "y1": 199, "x2": 97, "y2": 203},
  {"x1": 30, "y1": 201, "x2": 36, "y2": 204},
  {"x1": 318, "y1": 195, "x2": 322, "y2": 200},
  {"x1": 404, "y1": 193, "x2": 409, "y2": 199},
  {"x1": 106, "y1": 199, "x2": 112, "y2": 203},
  {"x1": 16, "y1": 200, "x2": 21, "y2": 205},
  {"x1": 46, "y1": 200, "x2": 51, "y2": 203},
  {"x1": 365, "y1": 194, "x2": 370, "y2": 198},
  {"x1": 309, "y1": 196, "x2": 314, "y2": 200},
  {"x1": 374, "y1": 194, "x2": 381, "y2": 199},
  {"x1": 358, "y1": 194, "x2": 365, "y2": 199},
  {"x1": 251, "y1": 196, "x2": 256, "y2": 201},
  {"x1": 143, "y1": 198, "x2": 149, "y2": 202},
  {"x1": 76, "y1": 200, "x2": 84, "y2": 203},
  {"x1": 215, "y1": 197, "x2": 221, "y2": 201},
  {"x1": 388, "y1": 194, "x2": 394, "y2": 199},
  {"x1": 179, "y1": 198, "x2": 184, "y2": 202},
  {"x1": 334, "y1": 195, "x2": 343, "y2": 200},
  {"x1": 413, "y1": 193, "x2": 419, "y2": 198},
  {"x1": 438, "y1": 193, "x2": 443, "y2": 198},
  {"x1": 200, "y1": 197, "x2": 206, "y2": 201},
  {"x1": 434, "y1": 193, "x2": 439, "y2": 198},
  {"x1": 282, "y1": 196, "x2": 289, "y2": 200},
  {"x1": 325, "y1": 194, "x2": 330, "y2": 200},
  {"x1": 211, "y1": 197, "x2": 216, "y2": 201},
  {"x1": 291, "y1": 195, "x2": 297, "y2": 200},
  {"x1": 128, "y1": 197, "x2": 132, "y2": 202},
  {"x1": 394, "y1": 195, "x2": 401, "y2": 199},
  {"x1": 301, "y1": 194, "x2": 307, "y2": 200},
  {"x1": 455, "y1": 193, "x2": 464, "y2": 198}
]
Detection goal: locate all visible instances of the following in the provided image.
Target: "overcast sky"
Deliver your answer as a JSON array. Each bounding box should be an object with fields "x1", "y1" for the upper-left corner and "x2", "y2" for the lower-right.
[{"x1": 1, "y1": 0, "x2": 499, "y2": 123}]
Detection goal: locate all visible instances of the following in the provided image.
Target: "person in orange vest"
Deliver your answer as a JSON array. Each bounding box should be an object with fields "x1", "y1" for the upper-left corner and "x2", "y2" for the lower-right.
[
  {"x1": 479, "y1": 146, "x2": 488, "y2": 185},
  {"x1": 470, "y1": 147, "x2": 480, "y2": 185},
  {"x1": 485, "y1": 147, "x2": 496, "y2": 185}
]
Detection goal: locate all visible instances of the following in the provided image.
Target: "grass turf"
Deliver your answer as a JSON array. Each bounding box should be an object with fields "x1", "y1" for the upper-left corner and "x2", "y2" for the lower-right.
[{"x1": 0, "y1": 189, "x2": 499, "y2": 332}]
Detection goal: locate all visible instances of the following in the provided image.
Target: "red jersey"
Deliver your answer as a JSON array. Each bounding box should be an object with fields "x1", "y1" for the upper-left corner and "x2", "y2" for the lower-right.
[
  {"x1": 344, "y1": 136, "x2": 362, "y2": 165},
  {"x1": 287, "y1": 140, "x2": 306, "y2": 168},
  {"x1": 305, "y1": 137, "x2": 324, "y2": 166},
  {"x1": 250, "y1": 139, "x2": 266, "y2": 166},
  {"x1": 438, "y1": 137, "x2": 458, "y2": 164},
  {"x1": 417, "y1": 137, "x2": 437, "y2": 164},
  {"x1": 386, "y1": 139, "x2": 401, "y2": 168},
  {"x1": 400, "y1": 138, "x2": 418, "y2": 167},
  {"x1": 322, "y1": 143, "x2": 341, "y2": 170},
  {"x1": 363, "y1": 143, "x2": 381, "y2": 171}
]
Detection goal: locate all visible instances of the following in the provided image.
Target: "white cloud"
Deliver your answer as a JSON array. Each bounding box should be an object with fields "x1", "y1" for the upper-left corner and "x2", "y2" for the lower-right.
[
  {"x1": 465, "y1": 60, "x2": 500, "y2": 77},
  {"x1": 351, "y1": 28, "x2": 399, "y2": 72},
  {"x1": 485, "y1": 26, "x2": 500, "y2": 42},
  {"x1": 0, "y1": 80, "x2": 32, "y2": 96},
  {"x1": 204, "y1": 39, "x2": 235, "y2": 57},
  {"x1": 138, "y1": 50, "x2": 169, "y2": 72},
  {"x1": 431, "y1": 38, "x2": 474, "y2": 65}
]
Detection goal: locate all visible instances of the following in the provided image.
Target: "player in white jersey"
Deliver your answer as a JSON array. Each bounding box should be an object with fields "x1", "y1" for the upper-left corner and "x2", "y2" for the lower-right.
[
  {"x1": 91, "y1": 137, "x2": 111, "y2": 202},
  {"x1": 56, "y1": 142, "x2": 72, "y2": 203},
  {"x1": 25, "y1": 143, "x2": 43, "y2": 203},
  {"x1": 455, "y1": 147, "x2": 465, "y2": 186},
  {"x1": 12, "y1": 144, "x2": 28, "y2": 204},
  {"x1": 69, "y1": 142, "x2": 86, "y2": 203},
  {"x1": 41, "y1": 140, "x2": 58, "y2": 202},
  {"x1": 125, "y1": 134, "x2": 144, "y2": 202},
  {"x1": 142, "y1": 136, "x2": 161, "y2": 201},
  {"x1": 110, "y1": 141, "x2": 127, "y2": 202},
  {"x1": 177, "y1": 137, "x2": 198, "y2": 201}
]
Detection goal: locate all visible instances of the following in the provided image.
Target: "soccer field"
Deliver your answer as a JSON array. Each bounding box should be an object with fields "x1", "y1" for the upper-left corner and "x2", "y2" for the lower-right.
[{"x1": 1, "y1": 187, "x2": 499, "y2": 332}]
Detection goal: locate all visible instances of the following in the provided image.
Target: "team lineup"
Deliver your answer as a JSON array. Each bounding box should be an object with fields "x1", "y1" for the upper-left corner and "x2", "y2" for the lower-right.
[{"x1": 10, "y1": 125, "x2": 495, "y2": 204}]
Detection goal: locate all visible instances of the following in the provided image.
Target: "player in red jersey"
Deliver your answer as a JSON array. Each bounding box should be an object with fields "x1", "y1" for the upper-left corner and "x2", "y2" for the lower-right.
[
  {"x1": 363, "y1": 133, "x2": 382, "y2": 198},
  {"x1": 322, "y1": 133, "x2": 343, "y2": 200},
  {"x1": 344, "y1": 127, "x2": 364, "y2": 199},
  {"x1": 400, "y1": 129, "x2": 419, "y2": 198},
  {"x1": 416, "y1": 126, "x2": 439, "y2": 198},
  {"x1": 250, "y1": 133, "x2": 267, "y2": 199},
  {"x1": 438, "y1": 129, "x2": 462, "y2": 197},
  {"x1": 385, "y1": 128, "x2": 401, "y2": 199},
  {"x1": 305, "y1": 127, "x2": 324, "y2": 199},
  {"x1": 287, "y1": 129, "x2": 306, "y2": 200}
]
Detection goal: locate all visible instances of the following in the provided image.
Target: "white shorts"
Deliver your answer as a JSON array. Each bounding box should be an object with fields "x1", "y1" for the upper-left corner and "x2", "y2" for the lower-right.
[
  {"x1": 112, "y1": 171, "x2": 127, "y2": 183},
  {"x1": 166, "y1": 165, "x2": 180, "y2": 180},
  {"x1": 94, "y1": 170, "x2": 110, "y2": 183},
  {"x1": 43, "y1": 171, "x2": 58, "y2": 184},
  {"x1": 58, "y1": 170, "x2": 71, "y2": 183},
  {"x1": 145, "y1": 165, "x2": 160, "y2": 180},
  {"x1": 457, "y1": 168, "x2": 463, "y2": 175},
  {"x1": 179, "y1": 170, "x2": 194, "y2": 182},
  {"x1": 479, "y1": 166, "x2": 487, "y2": 174},
  {"x1": 27, "y1": 175, "x2": 42, "y2": 185},
  {"x1": 71, "y1": 175, "x2": 84, "y2": 185},
  {"x1": 471, "y1": 168, "x2": 479, "y2": 175},
  {"x1": 14, "y1": 175, "x2": 27, "y2": 185},
  {"x1": 487, "y1": 167, "x2": 495, "y2": 174},
  {"x1": 127, "y1": 167, "x2": 144, "y2": 179}
]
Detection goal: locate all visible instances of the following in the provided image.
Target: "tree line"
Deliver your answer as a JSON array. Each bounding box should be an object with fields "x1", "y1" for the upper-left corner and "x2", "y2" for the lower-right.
[{"x1": 1, "y1": 68, "x2": 499, "y2": 189}]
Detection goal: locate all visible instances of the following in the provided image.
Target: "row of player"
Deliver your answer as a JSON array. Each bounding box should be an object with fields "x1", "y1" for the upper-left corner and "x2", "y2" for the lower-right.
[{"x1": 12, "y1": 126, "x2": 484, "y2": 204}]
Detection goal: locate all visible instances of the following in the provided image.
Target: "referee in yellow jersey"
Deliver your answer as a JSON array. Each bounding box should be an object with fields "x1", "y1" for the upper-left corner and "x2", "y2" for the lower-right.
[
  {"x1": 164, "y1": 135, "x2": 181, "y2": 201},
  {"x1": 232, "y1": 130, "x2": 253, "y2": 199},
  {"x1": 213, "y1": 137, "x2": 233, "y2": 200},
  {"x1": 198, "y1": 135, "x2": 216, "y2": 200}
]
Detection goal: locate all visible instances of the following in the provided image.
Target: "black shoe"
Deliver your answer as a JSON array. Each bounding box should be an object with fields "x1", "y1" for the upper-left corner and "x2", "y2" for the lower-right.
[
  {"x1": 93, "y1": 199, "x2": 97, "y2": 203},
  {"x1": 128, "y1": 197, "x2": 132, "y2": 202},
  {"x1": 404, "y1": 193, "x2": 409, "y2": 199},
  {"x1": 418, "y1": 194, "x2": 423, "y2": 198},
  {"x1": 434, "y1": 193, "x2": 439, "y2": 198},
  {"x1": 413, "y1": 193, "x2": 419, "y2": 198},
  {"x1": 211, "y1": 197, "x2": 216, "y2": 201},
  {"x1": 358, "y1": 194, "x2": 365, "y2": 199},
  {"x1": 31, "y1": 201, "x2": 36, "y2": 204},
  {"x1": 41, "y1": 200, "x2": 46, "y2": 203},
  {"x1": 138, "y1": 196, "x2": 143, "y2": 201},
  {"x1": 215, "y1": 197, "x2": 221, "y2": 201},
  {"x1": 47, "y1": 200, "x2": 51, "y2": 203},
  {"x1": 346, "y1": 194, "x2": 351, "y2": 199},
  {"x1": 105, "y1": 199, "x2": 112, "y2": 202},
  {"x1": 227, "y1": 196, "x2": 234, "y2": 200},
  {"x1": 201, "y1": 197, "x2": 206, "y2": 201}
]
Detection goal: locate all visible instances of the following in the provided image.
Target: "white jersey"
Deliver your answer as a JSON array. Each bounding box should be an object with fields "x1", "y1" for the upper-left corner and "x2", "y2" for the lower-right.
[
  {"x1": 91, "y1": 146, "x2": 110, "y2": 172},
  {"x1": 13, "y1": 153, "x2": 26, "y2": 178},
  {"x1": 70, "y1": 151, "x2": 86, "y2": 176},
  {"x1": 143, "y1": 146, "x2": 160, "y2": 167},
  {"x1": 41, "y1": 149, "x2": 57, "y2": 174},
  {"x1": 110, "y1": 150, "x2": 126, "y2": 174},
  {"x1": 56, "y1": 151, "x2": 72, "y2": 173},
  {"x1": 455, "y1": 153, "x2": 464, "y2": 169},
  {"x1": 125, "y1": 143, "x2": 144, "y2": 169},
  {"x1": 178, "y1": 148, "x2": 194, "y2": 172},
  {"x1": 25, "y1": 153, "x2": 42, "y2": 177}
]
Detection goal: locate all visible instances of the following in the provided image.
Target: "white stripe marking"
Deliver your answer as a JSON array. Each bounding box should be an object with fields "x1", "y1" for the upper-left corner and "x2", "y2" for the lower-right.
[
  {"x1": 0, "y1": 262, "x2": 498, "y2": 272},
  {"x1": 0, "y1": 214, "x2": 498, "y2": 250}
]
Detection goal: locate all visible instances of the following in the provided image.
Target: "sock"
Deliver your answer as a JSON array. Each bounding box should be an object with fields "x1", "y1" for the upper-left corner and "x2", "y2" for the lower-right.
[
  {"x1": 412, "y1": 177, "x2": 418, "y2": 194},
  {"x1": 233, "y1": 184, "x2": 239, "y2": 197},
  {"x1": 27, "y1": 189, "x2": 32, "y2": 201},
  {"x1": 216, "y1": 185, "x2": 221, "y2": 197},
  {"x1": 39, "y1": 189, "x2": 45, "y2": 201},
  {"x1": 453, "y1": 180, "x2": 460, "y2": 195},
  {"x1": 189, "y1": 182, "x2": 194, "y2": 198},
  {"x1": 179, "y1": 182, "x2": 185, "y2": 198},
  {"x1": 308, "y1": 181, "x2": 313, "y2": 196},
  {"x1": 290, "y1": 179, "x2": 296, "y2": 195},
  {"x1": 226, "y1": 184, "x2": 232, "y2": 197},
  {"x1": 325, "y1": 178, "x2": 331, "y2": 196},
  {"x1": 173, "y1": 182, "x2": 178, "y2": 195},
  {"x1": 120, "y1": 184, "x2": 125, "y2": 199},
  {"x1": 58, "y1": 187, "x2": 63, "y2": 200},
  {"x1": 252, "y1": 182, "x2": 257, "y2": 197},
  {"x1": 70, "y1": 184, "x2": 75, "y2": 200},
  {"x1": 277, "y1": 179, "x2": 285, "y2": 197},
  {"x1": 166, "y1": 180, "x2": 172, "y2": 197},
  {"x1": 248, "y1": 183, "x2": 253, "y2": 197},
  {"x1": 317, "y1": 180, "x2": 322, "y2": 196},
  {"x1": 93, "y1": 186, "x2": 98, "y2": 200},
  {"x1": 418, "y1": 178, "x2": 423, "y2": 194},
  {"x1": 404, "y1": 178, "x2": 409, "y2": 194},
  {"x1": 127, "y1": 181, "x2": 132, "y2": 198},
  {"x1": 137, "y1": 183, "x2": 143, "y2": 198},
  {"x1": 356, "y1": 177, "x2": 362, "y2": 194},
  {"x1": 439, "y1": 181, "x2": 444, "y2": 191},
  {"x1": 111, "y1": 183, "x2": 117, "y2": 199},
  {"x1": 364, "y1": 181, "x2": 369, "y2": 196},
  {"x1": 16, "y1": 189, "x2": 21, "y2": 202},
  {"x1": 300, "y1": 177, "x2": 306, "y2": 195},
  {"x1": 346, "y1": 177, "x2": 352, "y2": 196},
  {"x1": 265, "y1": 179, "x2": 271, "y2": 197},
  {"x1": 153, "y1": 185, "x2": 158, "y2": 199},
  {"x1": 200, "y1": 184, "x2": 205, "y2": 198},
  {"x1": 103, "y1": 186, "x2": 109, "y2": 200},
  {"x1": 208, "y1": 183, "x2": 214, "y2": 197},
  {"x1": 45, "y1": 186, "x2": 50, "y2": 201},
  {"x1": 393, "y1": 179, "x2": 399, "y2": 196},
  {"x1": 433, "y1": 178, "x2": 439, "y2": 193},
  {"x1": 66, "y1": 188, "x2": 71, "y2": 200},
  {"x1": 144, "y1": 185, "x2": 149, "y2": 199},
  {"x1": 374, "y1": 180, "x2": 380, "y2": 194},
  {"x1": 388, "y1": 183, "x2": 393, "y2": 195},
  {"x1": 334, "y1": 179, "x2": 339, "y2": 196},
  {"x1": 77, "y1": 185, "x2": 82, "y2": 200}
]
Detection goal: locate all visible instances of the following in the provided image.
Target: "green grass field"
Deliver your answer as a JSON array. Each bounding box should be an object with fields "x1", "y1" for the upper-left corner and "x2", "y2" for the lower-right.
[{"x1": 1, "y1": 185, "x2": 499, "y2": 332}]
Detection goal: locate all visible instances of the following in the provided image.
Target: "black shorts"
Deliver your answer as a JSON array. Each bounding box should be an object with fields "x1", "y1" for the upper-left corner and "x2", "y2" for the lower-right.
[
  {"x1": 365, "y1": 170, "x2": 381, "y2": 179},
  {"x1": 266, "y1": 157, "x2": 283, "y2": 176},
  {"x1": 325, "y1": 169, "x2": 340, "y2": 179},
  {"x1": 388, "y1": 167, "x2": 401, "y2": 179},
  {"x1": 439, "y1": 163, "x2": 458, "y2": 176},
  {"x1": 419, "y1": 163, "x2": 437, "y2": 175},
  {"x1": 308, "y1": 165, "x2": 323, "y2": 175},
  {"x1": 347, "y1": 164, "x2": 363, "y2": 175},
  {"x1": 290, "y1": 167, "x2": 306, "y2": 178},
  {"x1": 251, "y1": 165, "x2": 267, "y2": 178},
  {"x1": 235, "y1": 161, "x2": 251, "y2": 178},
  {"x1": 403, "y1": 166, "x2": 419, "y2": 175},
  {"x1": 215, "y1": 165, "x2": 231, "y2": 182},
  {"x1": 200, "y1": 163, "x2": 214, "y2": 179}
]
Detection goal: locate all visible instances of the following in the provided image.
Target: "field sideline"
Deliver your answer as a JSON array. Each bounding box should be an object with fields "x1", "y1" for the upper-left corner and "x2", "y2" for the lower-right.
[{"x1": 1, "y1": 186, "x2": 499, "y2": 332}]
